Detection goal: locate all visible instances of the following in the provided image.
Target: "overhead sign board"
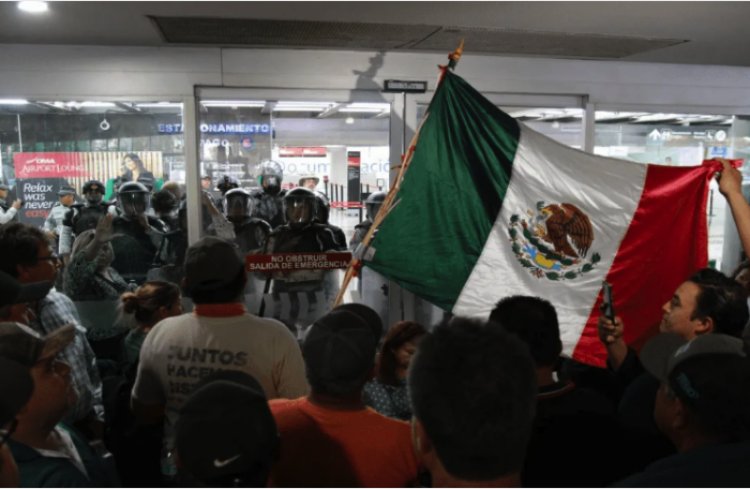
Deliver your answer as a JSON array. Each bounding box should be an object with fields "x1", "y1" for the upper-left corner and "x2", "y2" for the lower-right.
[{"x1": 383, "y1": 80, "x2": 428, "y2": 93}]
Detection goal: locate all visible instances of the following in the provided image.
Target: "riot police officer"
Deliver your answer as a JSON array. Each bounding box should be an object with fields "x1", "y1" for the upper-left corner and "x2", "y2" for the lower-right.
[
  {"x1": 59, "y1": 180, "x2": 116, "y2": 257},
  {"x1": 264, "y1": 187, "x2": 347, "y2": 335},
  {"x1": 269, "y1": 188, "x2": 347, "y2": 253},
  {"x1": 216, "y1": 174, "x2": 240, "y2": 196},
  {"x1": 212, "y1": 174, "x2": 240, "y2": 214},
  {"x1": 223, "y1": 188, "x2": 272, "y2": 254},
  {"x1": 312, "y1": 191, "x2": 347, "y2": 247},
  {"x1": 350, "y1": 191, "x2": 388, "y2": 328},
  {"x1": 251, "y1": 160, "x2": 286, "y2": 228},
  {"x1": 350, "y1": 191, "x2": 386, "y2": 250},
  {"x1": 109, "y1": 182, "x2": 169, "y2": 284}
]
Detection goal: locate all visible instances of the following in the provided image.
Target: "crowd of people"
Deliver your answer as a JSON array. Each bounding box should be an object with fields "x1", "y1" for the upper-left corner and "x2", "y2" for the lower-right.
[{"x1": 0, "y1": 158, "x2": 749, "y2": 487}]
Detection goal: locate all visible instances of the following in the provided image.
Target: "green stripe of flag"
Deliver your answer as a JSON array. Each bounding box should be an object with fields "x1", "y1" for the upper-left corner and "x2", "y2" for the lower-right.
[{"x1": 366, "y1": 72, "x2": 520, "y2": 311}]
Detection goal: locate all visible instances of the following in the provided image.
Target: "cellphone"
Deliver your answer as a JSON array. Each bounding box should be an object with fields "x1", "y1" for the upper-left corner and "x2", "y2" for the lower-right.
[{"x1": 601, "y1": 281, "x2": 615, "y2": 322}]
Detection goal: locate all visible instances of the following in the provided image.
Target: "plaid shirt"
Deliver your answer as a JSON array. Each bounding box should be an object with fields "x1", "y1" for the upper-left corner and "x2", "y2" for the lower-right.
[{"x1": 31, "y1": 289, "x2": 104, "y2": 423}]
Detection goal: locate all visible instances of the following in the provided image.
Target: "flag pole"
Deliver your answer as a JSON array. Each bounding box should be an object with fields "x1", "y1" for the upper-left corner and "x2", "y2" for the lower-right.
[{"x1": 333, "y1": 41, "x2": 465, "y2": 307}]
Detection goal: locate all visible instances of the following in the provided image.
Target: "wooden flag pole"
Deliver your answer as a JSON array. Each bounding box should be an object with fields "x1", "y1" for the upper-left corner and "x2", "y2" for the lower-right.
[{"x1": 333, "y1": 41, "x2": 465, "y2": 307}]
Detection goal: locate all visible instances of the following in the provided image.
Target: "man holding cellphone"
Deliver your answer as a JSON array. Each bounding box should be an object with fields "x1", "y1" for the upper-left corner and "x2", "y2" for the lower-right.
[{"x1": 597, "y1": 268, "x2": 748, "y2": 470}]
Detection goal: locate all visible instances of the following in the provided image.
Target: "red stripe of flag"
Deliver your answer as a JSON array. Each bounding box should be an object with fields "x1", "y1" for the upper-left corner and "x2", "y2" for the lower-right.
[{"x1": 573, "y1": 162, "x2": 716, "y2": 367}]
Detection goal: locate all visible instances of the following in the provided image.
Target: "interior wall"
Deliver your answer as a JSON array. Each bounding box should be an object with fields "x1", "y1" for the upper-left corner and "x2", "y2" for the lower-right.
[{"x1": 1, "y1": 44, "x2": 750, "y2": 115}]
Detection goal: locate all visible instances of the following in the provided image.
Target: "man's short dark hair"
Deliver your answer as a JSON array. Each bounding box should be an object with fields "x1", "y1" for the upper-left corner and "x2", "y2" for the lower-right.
[
  {"x1": 489, "y1": 295, "x2": 561, "y2": 367},
  {"x1": 302, "y1": 309, "x2": 376, "y2": 397},
  {"x1": 0, "y1": 223, "x2": 48, "y2": 278},
  {"x1": 409, "y1": 317, "x2": 537, "y2": 481},
  {"x1": 689, "y1": 268, "x2": 749, "y2": 337}
]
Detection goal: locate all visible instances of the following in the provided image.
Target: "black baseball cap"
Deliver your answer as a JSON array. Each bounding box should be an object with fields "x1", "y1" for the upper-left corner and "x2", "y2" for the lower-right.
[
  {"x1": 175, "y1": 371, "x2": 279, "y2": 483},
  {"x1": 183, "y1": 237, "x2": 244, "y2": 295},
  {"x1": 335, "y1": 303, "x2": 383, "y2": 342},
  {"x1": 0, "y1": 271, "x2": 53, "y2": 309}
]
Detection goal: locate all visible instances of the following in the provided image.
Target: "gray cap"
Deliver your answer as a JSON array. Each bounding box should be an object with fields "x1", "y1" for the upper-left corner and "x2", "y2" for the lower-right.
[
  {"x1": 0, "y1": 322, "x2": 75, "y2": 368},
  {"x1": 641, "y1": 333, "x2": 746, "y2": 385},
  {"x1": 57, "y1": 186, "x2": 76, "y2": 196},
  {"x1": 0, "y1": 357, "x2": 33, "y2": 427}
]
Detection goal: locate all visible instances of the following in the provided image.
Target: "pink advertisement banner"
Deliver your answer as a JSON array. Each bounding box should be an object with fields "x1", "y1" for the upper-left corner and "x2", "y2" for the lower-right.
[{"x1": 13, "y1": 152, "x2": 89, "y2": 179}]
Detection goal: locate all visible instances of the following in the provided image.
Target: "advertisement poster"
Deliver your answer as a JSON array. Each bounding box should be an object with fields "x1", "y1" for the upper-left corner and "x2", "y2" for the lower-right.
[{"x1": 13, "y1": 151, "x2": 162, "y2": 227}]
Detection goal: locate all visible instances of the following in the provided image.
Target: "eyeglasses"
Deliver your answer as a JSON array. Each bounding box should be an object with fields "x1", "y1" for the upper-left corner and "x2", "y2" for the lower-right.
[{"x1": 0, "y1": 419, "x2": 17, "y2": 448}]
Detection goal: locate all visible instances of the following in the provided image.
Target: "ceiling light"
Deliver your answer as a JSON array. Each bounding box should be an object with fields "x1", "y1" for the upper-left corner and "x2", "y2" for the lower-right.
[
  {"x1": 340, "y1": 103, "x2": 391, "y2": 113},
  {"x1": 273, "y1": 101, "x2": 335, "y2": 112},
  {"x1": 201, "y1": 100, "x2": 265, "y2": 108},
  {"x1": 18, "y1": 1, "x2": 48, "y2": 13},
  {"x1": 135, "y1": 102, "x2": 182, "y2": 108},
  {"x1": 345, "y1": 117, "x2": 355, "y2": 124},
  {"x1": 78, "y1": 101, "x2": 116, "y2": 108},
  {"x1": 0, "y1": 99, "x2": 29, "y2": 105}
]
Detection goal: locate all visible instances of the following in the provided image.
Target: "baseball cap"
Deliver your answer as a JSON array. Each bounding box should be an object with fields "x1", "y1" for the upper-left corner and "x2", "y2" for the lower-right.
[
  {"x1": 303, "y1": 309, "x2": 377, "y2": 388},
  {"x1": 0, "y1": 322, "x2": 75, "y2": 368},
  {"x1": 641, "y1": 333, "x2": 748, "y2": 403},
  {"x1": 57, "y1": 186, "x2": 76, "y2": 197},
  {"x1": 335, "y1": 303, "x2": 383, "y2": 342},
  {"x1": 0, "y1": 356, "x2": 33, "y2": 427},
  {"x1": 183, "y1": 237, "x2": 244, "y2": 294},
  {"x1": 0, "y1": 184, "x2": 9, "y2": 192},
  {"x1": 175, "y1": 371, "x2": 279, "y2": 483},
  {"x1": 0, "y1": 271, "x2": 53, "y2": 309}
]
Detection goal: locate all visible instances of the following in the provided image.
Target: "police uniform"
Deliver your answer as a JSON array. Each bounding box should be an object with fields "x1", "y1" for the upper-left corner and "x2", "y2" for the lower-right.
[
  {"x1": 251, "y1": 189, "x2": 287, "y2": 229},
  {"x1": 109, "y1": 182, "x2": 169, "y2": 284},
  {"x1": 263, "y1": 188, "x2": 347, "y2": 335},
  {"x1": 251, "y1": 160, "x2": 287, "y2": 228},
  {"x1": 59, "y1": 202, "x2": 116, "y2": 255}
]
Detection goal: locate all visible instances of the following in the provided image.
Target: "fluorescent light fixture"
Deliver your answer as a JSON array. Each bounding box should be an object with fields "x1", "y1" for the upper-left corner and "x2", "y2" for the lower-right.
[
  {"x1": 201, "y1": 100, "x2": 265, "y2": 108},
  {"x1": 339, "y1": 103, "x2": 391, "y2": 113},
  {"x1": 135, "y1": 102, "x2": 182, "y2": 109},
  {"x1": 0, "y1": 99, "x2": 29, "y2": 105},
  {"x1": 18, "y1": 1, "x2": 47, "y2": 13},
  {"x1": 273, "y1": 107, "x2": 328, "y2": 112},
  {"x1": 273, "y1": 101, "x2": 336, "y2": 112},
  {"x1": 78, "y1": 101, "x2": 116, "y2": 108}
]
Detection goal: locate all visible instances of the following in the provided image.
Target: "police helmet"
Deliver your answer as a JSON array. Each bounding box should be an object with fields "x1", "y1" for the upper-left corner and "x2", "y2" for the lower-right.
[
  {"x1": 365, "y1": 191, "x2": 386, "y2": 221},
  {"x1": 216, "y1": 175, "x2": 240, "y2": 195},
  {"x1": 82, "y1": 179, "x2": 105, "y2": 204},
  {"x1": 117, "y1": 181, "x2": 150, "y2": 218},
  {"x1": 258, "y1": 160, "x2": 284, "y2": 195},
  {"x1": 223, "y1": 188, "x2": 253, "y2": 220},
  {"x1": 313, "y1": 191, "x2": 331, "y2": 224},
  {"x1": 283, "y1": 187, "x2": 316, "y2": 229}
]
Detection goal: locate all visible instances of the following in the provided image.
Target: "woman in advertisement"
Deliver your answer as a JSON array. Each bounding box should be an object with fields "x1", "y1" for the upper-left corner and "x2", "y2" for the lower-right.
[{"x1": 106, "y1": 153, "x2": 162, "y2": 200}]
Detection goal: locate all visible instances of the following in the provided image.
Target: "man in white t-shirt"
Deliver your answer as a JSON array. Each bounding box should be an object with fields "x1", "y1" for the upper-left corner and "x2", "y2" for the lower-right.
[{"x1": 131, "y1": 236, "x2": 308, "y2": 476}]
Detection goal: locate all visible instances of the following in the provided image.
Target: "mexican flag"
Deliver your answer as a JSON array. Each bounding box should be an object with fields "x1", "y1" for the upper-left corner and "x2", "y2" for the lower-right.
[{"x1": 365, "y1": 70, "x2": 721, "y2": 367}]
